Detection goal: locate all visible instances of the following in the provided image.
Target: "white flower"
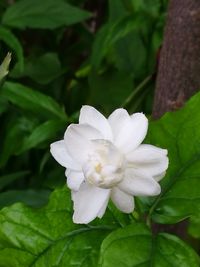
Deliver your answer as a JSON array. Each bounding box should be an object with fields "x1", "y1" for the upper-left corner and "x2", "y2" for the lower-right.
[{"x1": 50, "y1": 106, "x2": 168, "y2": 224}]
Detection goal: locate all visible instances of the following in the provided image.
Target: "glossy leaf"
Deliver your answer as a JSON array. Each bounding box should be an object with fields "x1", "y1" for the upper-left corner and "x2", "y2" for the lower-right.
[
  {"x1": 100, "y1": 223, "x2": 200, "y2": 267},
  {"x1": 1, "y1": 81, "x2": 67, "y2": 120},
  {"x1": 146, "y1": 91, "x2": 200, "y2": 224},
  {"x1": 2, "y1": 0, "x2": 91, "y2": 29},
  {"x1": 0, "y1": 187, "x2": 112, "y2": 267}
]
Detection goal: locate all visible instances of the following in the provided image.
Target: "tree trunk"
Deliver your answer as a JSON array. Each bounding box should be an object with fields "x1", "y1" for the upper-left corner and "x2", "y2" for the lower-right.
[
  {"x1": 152, "y1": 0, "x2": 200, "y2": 248},
  {"x1": 153, "y1": 0, "x2": 200, "y2": 119}
]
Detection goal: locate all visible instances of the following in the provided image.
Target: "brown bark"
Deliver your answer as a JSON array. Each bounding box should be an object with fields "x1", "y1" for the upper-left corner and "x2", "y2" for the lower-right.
[{"x1": 153, "y1": 0, "x2": 200, "y2": 119}]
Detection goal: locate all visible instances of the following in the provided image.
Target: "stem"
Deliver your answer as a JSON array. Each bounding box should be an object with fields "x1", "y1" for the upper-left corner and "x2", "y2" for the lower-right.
[
  {"x1": 146, "y1": 214, "x2": 152, "y2": 228},
  {"x1": 121, "y1": 74, "x2": 153, "y2": 108}
]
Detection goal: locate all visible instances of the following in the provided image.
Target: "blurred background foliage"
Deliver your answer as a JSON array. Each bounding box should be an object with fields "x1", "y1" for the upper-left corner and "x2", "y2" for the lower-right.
[{"x1": 0, "y1": 0, "x2": 168, "y2": 208}]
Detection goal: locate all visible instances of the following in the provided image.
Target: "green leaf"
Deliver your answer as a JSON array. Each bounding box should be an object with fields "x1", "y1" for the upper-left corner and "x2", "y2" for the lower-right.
[
  {"x1": 100, "y1": 223, "x2": 200, "y2": 267},
  {"x1": 91, "y1": 15, "x2": 145, "y2": 68},
  {"x1": 108, "y1": 0, "x2": 127, "y2": 22},
  {"x1": 0, "y1": 27, "x2": 24, "y2": 71},
  {"x1": 1, "y1": 81, "x2": 67, "y2": 120},
  {"x1": 110, "y1": 31, "x2": 147, "y2": 77},
  {"x1": 11, "y1": 53, "x2": 64, "y2": 84},
  {"x1": 0, "y1": 187, "x2": 112, "y2": 267},
  {"x1": 0, "y1": 189, "x2": 50, "y2": 209},
  {"x1": 19, "y1": 120, "x2": 65, "y2": 153},
  {"x1": 0, "y1": 119, "x2": 27, "y2": 167},
  {"x1": 0, "y1": 171, "x2": 30, "y2": 190},
  {"x1": 188, "y1": 214, "x2": 200, "y2": 238},
  {"x1": 2, "y1": 0, "x2": 91, "y2": 29},
  {"x1": 0, "y1": 97, "x2": 8, "y2": 115},
  {"x1": 146, "y1": 91, "x2": 200, "y2": 224}
]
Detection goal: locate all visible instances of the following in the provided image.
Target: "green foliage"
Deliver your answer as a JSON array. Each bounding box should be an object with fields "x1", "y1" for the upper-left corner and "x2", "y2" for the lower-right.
[
  {"x1": 0, "y1": 27, "x2": 24, "y2": 71},
  {"x1": 2, "y1": 0, "x2": 91, "y2": 29},
  {"x1": 1, "y1": 81, "x2": 67, "y2": 120},
  {"x1": 11, "y1": 53, "x2": 64, "y2": 84},
  {"x1": 100, "y1": 223, "x2": 200, "y2": 267},
  {"x1": 0, "y1": 187, "x2": 112, "y2": 267},
  {"x1": 146, "y1": 92, "x2": 200, "y2": 227}
]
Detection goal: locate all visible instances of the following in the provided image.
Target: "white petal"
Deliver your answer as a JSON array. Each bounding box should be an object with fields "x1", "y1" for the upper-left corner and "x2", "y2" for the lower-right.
[
  {"x1": 72, "y1": 183, "x2": 110, "y2": 224},
  {"x1": 66, "y1": 170, "x2": 85, "y2": 191},
  {"x1": 50, "y1": 140, "x2": 80, "y2": 170},
  {"x1": 64, "y1": 123, "x2": 102, "y2": 164},
  {"x1": 127, "y1": 144, "x2": 167, "y2": 162},
  {"x1": 118, "y1": 170, "x2": 161, "y2": 196},
  {"x1": 129, "y1": 113, "x2": 148, "y2": 151},
  {"x1": 109, "y1": 111, "x2": 148, "y2": 153},
  {"x1": 79, "y1": 105, "x2": 113, "y2": 141},
  {"x1": 111, "y1": 187, "x2": 134, "y2": 213},
  {"x1": 127, "y1": 144, "x2": 168, "y2": 178},
  {"x1": 108, "y1": 108, "x2": 130, "y2": 140},
  {"x1": 97, "y1": 199, "x2": 109, "y2": 218},
  {"x1": 154, "y1": 172, "x2": 166, "y2": 182}
]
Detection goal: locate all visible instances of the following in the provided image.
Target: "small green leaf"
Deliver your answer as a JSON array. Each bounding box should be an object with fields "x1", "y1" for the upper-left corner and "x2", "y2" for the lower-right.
[
  {"x1": 1, "y1": 81, "x2": 67, "y2": 120},
  {"x1": 100, "y1": 223, "x2": 200, "y2": 267},
  {"x1": 0, "y1": 26, "x2": 23, "y2": 71},
  {"x1": 0, "y1": 187, "x2": 112, "y2": 267},
  {"x1": 0, "y1": 52, "x2": 11, "y2": 81},
  {"x1": 146, "y1": 91, "x2": 200, "y2": 225},
  {"x1": 2, "y1": 0, "x2": 91, "y2": 29}
]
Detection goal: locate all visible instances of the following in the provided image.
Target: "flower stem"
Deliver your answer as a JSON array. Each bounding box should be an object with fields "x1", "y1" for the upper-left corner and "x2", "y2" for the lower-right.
[{"x1": 121, "y1": 74, "x2": 153, "y2": 108}]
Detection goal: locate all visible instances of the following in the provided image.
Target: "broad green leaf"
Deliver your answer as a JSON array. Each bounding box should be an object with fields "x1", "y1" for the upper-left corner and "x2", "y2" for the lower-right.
[
  {"x1": 0, "y1": 52, "x2": 11, "y2": 81},
  {"x1": 11, "y1": 53, "x2": 64, "y2": 84},
  {"x1": 2, "y1": 0, "x2": 91, "y2": 29},
  {"x1": 0, "y1": 27, "x2": 23, "y2": 71},
  {"x1": 1, "y1": 82, "x2": 67, "y2": 120},
  {"x1": 19, "y1": 120, "x2": 65, "y2": 153},
  {"x1": 0, "y1": 189, "x2": 50, "y2": 209},
  {"x1": 0, "y1": 187, "x2": 112, "y2": 267},
  {"x1": 146, "y1": 91, "x2": 200, "y2": 224},
  {"x1": 0, "y1": 171, "x2": 30, "y2": 190},
  {"x1": 99, "y1": 223, "x2": 200, "y2": 267}
]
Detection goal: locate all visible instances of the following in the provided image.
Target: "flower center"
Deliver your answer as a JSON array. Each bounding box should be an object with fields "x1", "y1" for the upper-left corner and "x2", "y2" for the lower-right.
[{"x1": 82, "y1": 140, "x2": 125, "y2": 189}]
